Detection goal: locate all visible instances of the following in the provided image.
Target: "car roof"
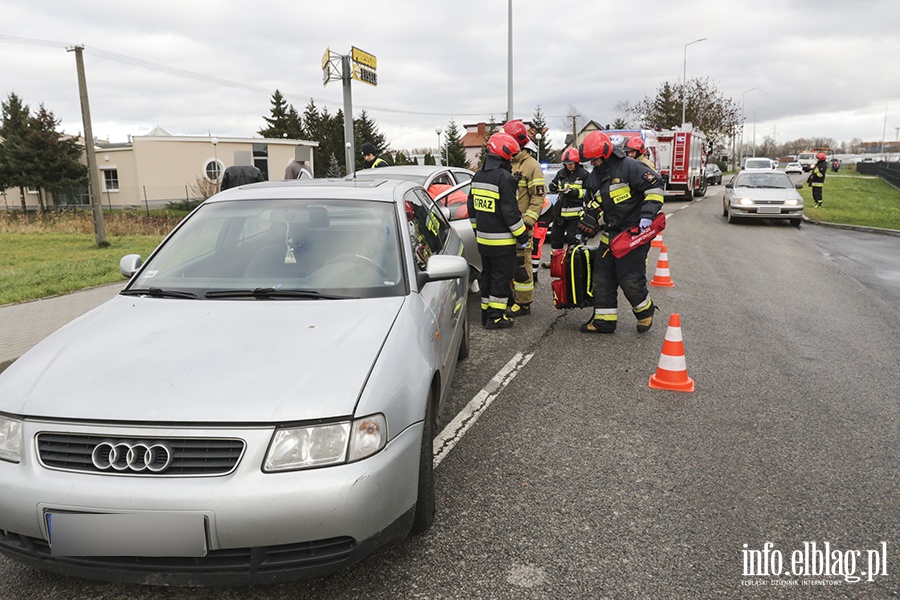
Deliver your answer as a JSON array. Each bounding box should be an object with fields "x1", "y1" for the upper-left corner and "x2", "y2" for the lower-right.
[
  {"x1": 352, "y1": 165, "x2": 471, "y2": 178},
  {"x1": 205, "y1": 178, "x2": 419, "y2": 204}
]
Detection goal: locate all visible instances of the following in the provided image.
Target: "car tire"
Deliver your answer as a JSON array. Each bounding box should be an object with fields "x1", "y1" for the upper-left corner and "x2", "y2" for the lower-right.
[
  {"x1": 410, "y1": 390, "x2": 436, "y2": 535},
  {"x1": 694, "y1": 177, "x2": 708, "y2": 198},
  {"x1": 457, "y1": 311, "x2": 470, "y2": 361},
  {"x1": 790, "y1": 218, "x2": 801, "y2": 228},
  {"x1": 723, "y1": 202, "x2": 728, "y2": 217},
  {"x1": 727, "y1": 209, "x2": 738, "y2": 224}
]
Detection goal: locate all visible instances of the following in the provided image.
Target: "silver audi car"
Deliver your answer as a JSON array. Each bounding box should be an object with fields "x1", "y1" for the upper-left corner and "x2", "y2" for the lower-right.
[{"x1": 0, "y1": 178, "x2": 470, "y2": 585}]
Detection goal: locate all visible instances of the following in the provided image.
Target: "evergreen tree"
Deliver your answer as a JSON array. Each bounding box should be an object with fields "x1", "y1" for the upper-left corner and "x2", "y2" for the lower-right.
[
  {"x1": 443, "y1": 120, "x2": 469, "y2": 169},
  {"x1": 259, "y1": 90, "x2": 304, "y2": 139},
  {"x1": 531, "y1": 106, "x2": 553, "y2": 163},
  {"x1": 353, "y1": 110, "x2": 389, "y2": 167},
  {"x1": 392, "y1": 151, "x2": 411, "y2": 165},
  {"x1": 612, "y1": 117, "x2": 628, "y2": 129},
  {"x1": 326, "y1": 152, "x2": 343, "y2": 178},
  {"x1": 630, "y1": 79, "x2": 740, "y2": 146},
  {"x1": 0, "y1": 93, "x2": 32, "y2": 211},
  {"x1": 423, "y1": 152, "x2": 436, "y2": 166},
  {"x1": 477, "y1": 115, "x2": 501, "y2": 168},
  {"x1": 19, "y1": 104, "x2": 87, "y2": 211}
]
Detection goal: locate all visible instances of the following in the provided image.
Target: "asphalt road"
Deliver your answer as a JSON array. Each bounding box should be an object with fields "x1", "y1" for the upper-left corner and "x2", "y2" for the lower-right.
[{"x1": 2, "y1": 183, "x2": 899, "y2": 598}]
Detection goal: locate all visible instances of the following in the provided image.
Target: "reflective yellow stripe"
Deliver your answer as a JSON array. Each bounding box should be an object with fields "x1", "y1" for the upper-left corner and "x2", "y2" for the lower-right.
[
  {"x1": 477, "y1": 236, "x2": 516, "y2": 246},
  {"x1": 645, "y1": 193, "x2": 664, "y2": 203}
]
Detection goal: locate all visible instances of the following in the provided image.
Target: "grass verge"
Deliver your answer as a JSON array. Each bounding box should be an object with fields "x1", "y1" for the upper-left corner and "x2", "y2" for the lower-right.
[{"x1": 800, "y1": 175, "x2": 900, "y2": 230}]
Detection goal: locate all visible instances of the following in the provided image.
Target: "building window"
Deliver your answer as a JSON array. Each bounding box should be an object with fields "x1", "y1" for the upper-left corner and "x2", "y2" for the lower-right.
[
  {"x1": 102, "y1": 169, "x2": 119, "y2": 191},
  {"x1": 204, "y1": 160, "x2": 223, "y2": 182}
]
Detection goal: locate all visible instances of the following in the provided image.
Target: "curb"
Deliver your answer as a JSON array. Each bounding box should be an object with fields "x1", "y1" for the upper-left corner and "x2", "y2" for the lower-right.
[{"x1": 801, "y1": 216, "x2": 900, "y2": 237}]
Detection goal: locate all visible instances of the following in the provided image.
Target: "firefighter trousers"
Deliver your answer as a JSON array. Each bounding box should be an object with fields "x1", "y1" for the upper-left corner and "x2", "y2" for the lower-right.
[
  {"x1": 550, "y1": 216, "x2": 581, "y2": 249},
  {"x1": 512, "y1": 230, "x2": 534, "y2": 305},
  {"x1": 589, "y1": 242, "x2": 654, "y2": 325},
  {"x1": 812, "y1": 184, "x2": 823, "y2": 203},
  {"x1": 479, "y1": 251, "x2": 516, "y2": 324}
]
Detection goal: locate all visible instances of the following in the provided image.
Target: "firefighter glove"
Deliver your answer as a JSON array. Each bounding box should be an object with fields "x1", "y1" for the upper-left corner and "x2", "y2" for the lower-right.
[
  {"x1": 639, "y1": 218, "x2": 652, "y2": 231},
  {"x1": 578, "y1": 209, "x2": 600, "y2": 237},
  {"x1": 548, "y1": 182, "x2": 559, "y2": 193},
  {"x1": 566, "y1": 187, "x2": 580, "y2": 199}
]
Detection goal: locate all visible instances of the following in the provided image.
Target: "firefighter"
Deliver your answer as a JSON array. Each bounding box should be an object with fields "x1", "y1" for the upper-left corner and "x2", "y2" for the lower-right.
[
  {"x1": 361, "y1": 143, "x2": 389, "y2": 169},
  {"x1": 577, "y1": 130, "x2": 665, "y2": 334},
  {"x1": 467, "y1": 132, "x2": 529, "y2": 330},
  {"x1": 543, "y1": 147, "x2": 589, "y2": 267},
  {"x1": 502, "y1": 120, "x2": 546, "y2": 317},
  {"x1": 624, "y1": 136, "x2": 655, "y2": 169},
  {"x1": 808, "y1": 152, "x2": 827, "y2": 207}
]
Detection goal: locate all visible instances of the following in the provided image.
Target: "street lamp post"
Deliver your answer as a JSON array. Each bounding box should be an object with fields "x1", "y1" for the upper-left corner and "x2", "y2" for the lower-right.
[
  {"x1": 434, "y1": 126, "x2": 442, "y2": 166},
  {"x1": 740, "y1": 88, "x2": 757, "y2": 167},
  {"x1": 535, "y1": 132, "x2": 542, "y2": 163},
  {"x1": 752, "y1": 108, "x2": 765, "y2": 157},
  {"x1": 681, "y1": 37, "x2": 707, "y2": 127}
]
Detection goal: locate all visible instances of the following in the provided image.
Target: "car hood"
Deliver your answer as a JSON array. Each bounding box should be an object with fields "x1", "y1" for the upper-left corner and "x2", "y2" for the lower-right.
[
  {"x1": 731, "y1": 188, "x2": 801, "y2": 201},
  {"x1": 0, "y1": 295, "x2": 404, "y2": 423}
]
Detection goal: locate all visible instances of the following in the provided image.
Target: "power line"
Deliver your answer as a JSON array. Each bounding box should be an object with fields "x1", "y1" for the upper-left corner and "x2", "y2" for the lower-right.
[{"x1": 1, "y1": 34, "x2": 492, "y2": 119}]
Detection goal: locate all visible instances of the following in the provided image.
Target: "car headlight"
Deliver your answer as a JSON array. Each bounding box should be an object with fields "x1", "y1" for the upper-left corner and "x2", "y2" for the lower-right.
[
  {"x1": 785, "y1": 198, "x2": 799, "y2": 206},
  {"x1": 0, "y1": 415, "x2": 23, "y2": 463},
  {"x1": 263, "y1": 414, "x2": 387, "y2": 472},
  {"x1": 738, "y1": 197, "x2": 754, "y2": 206}
]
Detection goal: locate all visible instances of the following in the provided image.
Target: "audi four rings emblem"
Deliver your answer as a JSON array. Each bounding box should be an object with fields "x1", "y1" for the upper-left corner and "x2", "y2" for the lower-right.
[{"x1": 91, "y1": 441, "x2": 174, "y2": 473}]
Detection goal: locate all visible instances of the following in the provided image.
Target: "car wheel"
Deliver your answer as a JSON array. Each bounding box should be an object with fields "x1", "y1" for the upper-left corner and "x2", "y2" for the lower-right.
[
  {"x1": 457, "y1": 311, "x2": 470, "y2": 360},
  {"x1": 694, "y1": 177, "x2": 708, "y2": 198},
  {"x1": 723, "y1": 202, "x2": 728, "y2": 217},
  {"x1": 727, "y1": 209, "x2": 738, "y2": 224},
  {"x1": 790, "y1": 218, "x2": 801, "y2": 228},
  {"x1": 410, "y1": 390, "x2": 436, "y2": 535}
]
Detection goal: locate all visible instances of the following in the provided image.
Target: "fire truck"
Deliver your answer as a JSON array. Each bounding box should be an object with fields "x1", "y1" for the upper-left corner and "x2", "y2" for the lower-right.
[
  {"x1": 656, "y1": 127, "x2": 708, "y2": 201},
  {"x1": 605, "y1": 129, "x2": 660, "y2": 170}
]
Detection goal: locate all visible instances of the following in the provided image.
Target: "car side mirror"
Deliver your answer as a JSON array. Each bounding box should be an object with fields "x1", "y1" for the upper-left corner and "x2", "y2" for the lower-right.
[
  {"x1": 795, "y1": 184, "x2": 803, "y2": 189},
  {"x1": 119, "y1": 254, "x2": 143, "y2": 278},
  {"x1": 416, "y1": 255, "x2": 469, "y2": 288},
  {"x1": 725, "y1": 183, "x2": 733, "y2": 189}
]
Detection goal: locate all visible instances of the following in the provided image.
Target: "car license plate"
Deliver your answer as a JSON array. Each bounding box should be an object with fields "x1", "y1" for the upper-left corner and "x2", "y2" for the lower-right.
[
  {"x1": 47, "y1": 512, "x2": 207, "y2": 557},
  {"x1": 757, "y1": 206, "x2": 781, "y2": 214}
]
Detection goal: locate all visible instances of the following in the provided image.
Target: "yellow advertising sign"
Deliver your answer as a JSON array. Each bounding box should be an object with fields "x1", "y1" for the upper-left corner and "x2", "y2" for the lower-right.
[
  {"x1": 351, "y1": 46, "x2": 377, "y2": 70},
  {"x1": 321, "y1": 47, "x2": 330, "y2": 71},
  {"x1": 351, "y1": 64, "x2": 378, "y2": 87}
]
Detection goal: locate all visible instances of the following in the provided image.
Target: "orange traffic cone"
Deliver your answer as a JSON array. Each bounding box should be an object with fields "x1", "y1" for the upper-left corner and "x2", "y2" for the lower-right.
[
  {"x1": 649, "y1": 244, "x2": 675, "y2": 287},
  {"x1": 649, "y1": 313, "x2": 695, "y2": 392},
  {"x1": 651, "y1": 233, "x2": 663, "y2": 248}
]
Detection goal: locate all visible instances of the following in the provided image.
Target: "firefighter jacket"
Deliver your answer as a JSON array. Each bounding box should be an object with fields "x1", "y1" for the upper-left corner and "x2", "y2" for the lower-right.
[
  {"x1": 551, "y1": 164, "x2": 590, "y2": 219},
  {"x1": 468, "y1": 154, "x2": 528, "y2": 257},
  {"x1": 510, "y1": 150, "x2": 546, "y2": 226},
  {"x1": 808, "y1": 159, "x2": 827, "y2": 187},
  {"x1": 584, "y1": 152, "x2": 664, "y2": 236}
]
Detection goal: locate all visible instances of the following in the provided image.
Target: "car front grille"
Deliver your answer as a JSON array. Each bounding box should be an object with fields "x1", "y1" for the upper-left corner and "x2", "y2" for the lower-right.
[
  {"x1": 0, "y1": 529, "x2": 357, "y2": 585},
  {"x1": 37, "y1": 433, "x2": 245, "y2": 476}
]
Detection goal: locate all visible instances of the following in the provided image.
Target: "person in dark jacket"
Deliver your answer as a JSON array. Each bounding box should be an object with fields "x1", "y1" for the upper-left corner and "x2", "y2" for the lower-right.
[
  {"x1": 467, "y1": 132, "x2": 529, "y2": 330},
  {"x1": 577, "y1": 130, "x2": 665, "y2": 334},
  {"x1": 220, "y1": 164, "x2": 265, "y2": 190},
  {"x1": 544, "y1": 146, "x2": 589, "y2": 267},
  {"x1": 361, "y1": 143, "x2": 389, "y2": 168},
  {"x1": 808, "y1": 152, "x2": 827, "y2": 207}
]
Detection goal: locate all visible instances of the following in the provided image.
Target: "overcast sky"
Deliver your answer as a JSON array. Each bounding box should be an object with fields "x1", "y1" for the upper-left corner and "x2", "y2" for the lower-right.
[{"x1": 2, "y1": 0, "x2": 899, "y2": 154}]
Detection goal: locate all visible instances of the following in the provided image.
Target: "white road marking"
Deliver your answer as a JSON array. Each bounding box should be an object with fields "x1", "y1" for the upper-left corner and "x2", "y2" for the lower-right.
[{"x1": 433, "y1": 351, "x2": 534, "y2": 467}]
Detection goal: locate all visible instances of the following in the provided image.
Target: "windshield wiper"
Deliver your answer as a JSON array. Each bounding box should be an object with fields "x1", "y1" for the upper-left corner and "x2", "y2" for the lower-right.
[
  {"x1": 205, "y1": 288, "x2": 357, "y2": 300},
  {"x1": 120, "y1": 287, "x2": 197, "y2": 299}
]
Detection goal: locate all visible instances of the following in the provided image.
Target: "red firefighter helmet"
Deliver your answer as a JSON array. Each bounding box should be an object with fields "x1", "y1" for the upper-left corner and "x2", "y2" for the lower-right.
[
  {"x1": 816, "y1": 152, "x2": 827, "y2": 161},
  {"x1": 561, "y1": 147, "x2": 581, "y2": 164},
  {"x1": 487, "y1": 132, "x2": 520, "y2": 161},
  {"x1": 624, "y1": 136, "x2": 646, "y2": 155},
  {"x1": 502, "y1": 120, "x2": 530, "y2": 146},
  {"x1": 579, "y1": 131, "x2": 614, "y2": 162}
]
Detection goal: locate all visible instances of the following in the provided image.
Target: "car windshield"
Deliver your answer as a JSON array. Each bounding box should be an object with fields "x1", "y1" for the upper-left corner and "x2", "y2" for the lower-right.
[
  {"x1": 735, "y1": 173, "x2": 794, "y2": 189},
  {"x1": 127, "y1": 199, "x2": 405, "y2": 299}
]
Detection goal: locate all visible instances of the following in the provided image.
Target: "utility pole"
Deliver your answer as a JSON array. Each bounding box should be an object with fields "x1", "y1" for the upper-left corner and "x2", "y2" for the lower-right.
[
  {"x1": 67, "y1": 45, "x2": 107, "y2": 246},
  {"x1": 341, "y1": 54, "x2": 355, "y2": 173},
  {"x1": 507, "y1": 0, "x2": 513, "y2": 123},
  {"x1": 568, "y1": 114, "x2": 580, "y2": 149}
]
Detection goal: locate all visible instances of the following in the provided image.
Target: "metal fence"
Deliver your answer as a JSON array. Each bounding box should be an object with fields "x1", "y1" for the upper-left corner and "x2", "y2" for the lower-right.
[{"x1": 856, "y1": 161, "x2": 900, "y2": 189}]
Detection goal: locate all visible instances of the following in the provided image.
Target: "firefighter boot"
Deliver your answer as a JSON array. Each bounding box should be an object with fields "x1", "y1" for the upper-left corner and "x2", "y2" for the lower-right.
[
  {"x1": 581, "y1": 317, "x2": 616, "y2": 334},
  {"x1": 636, "y1": 305, "x2": 659, "y2": 334},
  {"x1": 485, "y1": 314, "x2": 514, "y2": 330},
  {"x1": 506, "y1": 303, "x2": 532, "y2": 318}
]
